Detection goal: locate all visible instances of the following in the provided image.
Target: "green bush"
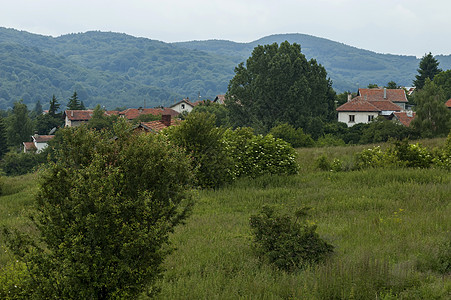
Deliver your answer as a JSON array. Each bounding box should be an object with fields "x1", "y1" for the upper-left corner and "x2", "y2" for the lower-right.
[
  {"x1": 315, "y1": 134, "x2": 346, "y2": 147},
  {"x1": 314, "y1": 155, "x2": 332, "y2": 171},
  {"x1": 249, "y1": 206, "x2": 334, "y2": 272},
  {"x1": 0, "y1": 151, "x2": 47, "y2": 176},
  {"x1": 269, "y1": 123, "x2": 314, "y2": 148},
  {"x1": 223, "y1": 128, "x2": 299, "y2": 178},
  {"x1": 385, "y1": 139, "x2": 433, "y2": 168},
  {"x1": 355, "y1": 146, "x2": 386, "y2": 169},
  {"x1": 165, "y1": 112, "x2": 233, "y2": 188}
]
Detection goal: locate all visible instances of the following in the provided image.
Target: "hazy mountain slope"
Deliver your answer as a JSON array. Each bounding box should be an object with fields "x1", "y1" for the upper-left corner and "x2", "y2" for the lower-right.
[{"x1": 1, "y1": 28, "x2": 451, "y2": 110}]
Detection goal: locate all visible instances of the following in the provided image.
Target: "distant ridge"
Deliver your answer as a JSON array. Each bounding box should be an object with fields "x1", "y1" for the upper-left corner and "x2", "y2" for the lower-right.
[{"x1": 1, "y1": 27, "x2": 451, "y2": 110}]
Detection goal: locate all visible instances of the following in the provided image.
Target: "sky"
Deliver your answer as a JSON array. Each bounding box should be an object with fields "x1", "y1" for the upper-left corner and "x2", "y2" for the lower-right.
[{"x1": 1, "y1": 0, "x2": 451, "y2": 58}]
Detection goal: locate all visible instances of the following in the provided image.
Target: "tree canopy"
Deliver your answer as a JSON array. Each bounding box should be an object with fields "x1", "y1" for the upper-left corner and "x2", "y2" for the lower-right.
[
  {"x1": 411, "y1": 79, "x2": 451, "y2": 137},
  {"x1": 413, "y1": 52, "x2": 442, "y2": 89},
  {"x1": 226, "y1": 41, "x2": 336, "y2": 134}
]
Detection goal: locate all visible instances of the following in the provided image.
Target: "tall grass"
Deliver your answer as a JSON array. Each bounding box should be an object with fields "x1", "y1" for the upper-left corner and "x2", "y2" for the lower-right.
[{"x1": 1, "y1": 139, "x2": 450, "y2": 299}]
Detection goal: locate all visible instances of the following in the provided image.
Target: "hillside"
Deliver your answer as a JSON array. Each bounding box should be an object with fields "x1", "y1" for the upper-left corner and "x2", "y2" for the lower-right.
[{"x1": 1, "y1": 28, "x2": 451, "y2": 110}]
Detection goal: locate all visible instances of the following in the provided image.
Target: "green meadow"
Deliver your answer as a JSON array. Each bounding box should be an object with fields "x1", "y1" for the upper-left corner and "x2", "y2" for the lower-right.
[{"x1": 1, "y1": 140, "x2": 450, "y2": 299}]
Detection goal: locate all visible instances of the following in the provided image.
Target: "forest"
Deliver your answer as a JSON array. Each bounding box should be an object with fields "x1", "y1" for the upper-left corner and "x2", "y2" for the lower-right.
[{"x1": 2, "y1": 27, "x2": 451, "y2": 110}]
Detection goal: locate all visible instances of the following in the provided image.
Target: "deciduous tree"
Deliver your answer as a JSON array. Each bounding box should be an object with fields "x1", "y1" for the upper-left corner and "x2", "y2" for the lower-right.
[
  {"x1": 411, "y1": 79, "x2": 451, "y2": 137},
  {"x1": 226, "y1": 41, "x2": 336, "y2": 134},
  {"x1": 6, "y1": 100, "x2": 33, "y2": 147}
]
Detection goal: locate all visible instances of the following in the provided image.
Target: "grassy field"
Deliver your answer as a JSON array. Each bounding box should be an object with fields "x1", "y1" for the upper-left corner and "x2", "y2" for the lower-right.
[{"x1": 1, "y1": 139, "x2": 450, "y2": 299}]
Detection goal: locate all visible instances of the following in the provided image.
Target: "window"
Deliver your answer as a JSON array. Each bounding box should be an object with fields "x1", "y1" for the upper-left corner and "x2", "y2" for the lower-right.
[
  {"x1": 181, "y1": 104, "x2": 185, "y2": 109},
  {"x1": 349, "y1": 115, "x2": 355, "y2": 123},
  {"x1": 368, "y1": 115, "x2": 374, "y2": 122}
]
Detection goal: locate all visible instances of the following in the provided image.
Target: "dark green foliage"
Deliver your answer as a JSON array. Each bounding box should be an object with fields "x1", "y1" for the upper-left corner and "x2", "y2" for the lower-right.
[
  {"x1": 226, "y1": 41, "x2": 336, "y2": 134},
  {"x1": 411, "y1": 79, "x2": 451, "y2": 137},
  {"x1": 360, "y1": 117, "x2": 419, "y2": 144},
  {"x1": 269, "y1": 123, "x2": 314, "y2": 148},
  {"x1": 2, "y1": 125, "x2": 194, "y2": 298},
  {"x1": 0, "y1": 151, "x2": 47, "y2": 176},
  {"x1": 0, "y1": 115, "x2": 8, "y2": 159},
  {"x1": 413, "y1": 52, "x2": 442, "y2": 89},
  {"x1": 6, "y1": 100, "x2": 33, "y2": 147},
  {"x1": 165, "y1": 112, "x2": 233, "y2": 188},
  {"x1": 249, "y1": 206, "x2": 334, "y2": 271},
  {"x1": 191, "y1": 101, "x2": 230, "y2": 127},
  {"x1": 385, "y1": 81, "x2": 399, "y2": 89},
  {"x1": 67, "y1": 91, "x2": 83, "y2": 110},
  {"x1": 434, "y1": 70, "x2": 451, "y2": 100},
  {"x1": 87, "y1": 104, "x2": 116, "y2": 131},
  {"x1": 223, "y1": 128, "x2": 299, "y2": 178}
]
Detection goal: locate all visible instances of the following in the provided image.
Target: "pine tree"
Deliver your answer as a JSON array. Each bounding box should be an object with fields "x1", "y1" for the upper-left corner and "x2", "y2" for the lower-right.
[
  {"x1": 49, "y1": 95, "x2": 61, "y2": 116},
  {"x1": 67, "y1": 91, "x2": 82, "y2": 110},
  {"x1": 413, "y1": 53, "x2": 442, "y2": 89}
]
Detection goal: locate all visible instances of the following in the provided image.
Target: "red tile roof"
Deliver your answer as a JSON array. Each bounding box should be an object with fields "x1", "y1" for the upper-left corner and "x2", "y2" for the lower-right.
[
  {"x1": 119, "y1": 108, "x2": 178, "y2": 120},
  {"x1": 358, "y1": 88, "x2": 408, "y2": 103},
  {"x1": 393, "y1": 112, "x2": 416, "y2": 127},
  {"x1": 23, "y1": 142, "x2": 37, "y2": 151},
  {"x1": 65, "y1": 110, "x2": 94, "y2": 121},
  {"x1": 337, "y1": 96, "x2": 402, "y2": 112},
  {"x1": 446, "y1": 99, "x2": 451, "y2": 108},
  {"x1": 33, "y1": 135, "x2": 55, "y2": 143},
  {"x1": 336, "y1": 97, "x2": 381, "y2": 112},
  {"x1": 139, "y1": 119, "x2": 180, "y2": 133}
]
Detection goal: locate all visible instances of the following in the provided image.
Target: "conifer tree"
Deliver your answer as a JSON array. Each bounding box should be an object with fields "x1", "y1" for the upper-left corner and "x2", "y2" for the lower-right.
[
  {"x1": 67, "y1": 91, "x2": 82, "y2": 110},
  {"x1": 413, "y1": 52, "x2": 442, "y2": 89}
]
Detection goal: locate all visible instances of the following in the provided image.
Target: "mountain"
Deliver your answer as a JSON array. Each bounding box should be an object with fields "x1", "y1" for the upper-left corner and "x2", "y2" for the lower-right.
[{"x1": 1, "y1": 28, "x2": 451, "y2": 110}]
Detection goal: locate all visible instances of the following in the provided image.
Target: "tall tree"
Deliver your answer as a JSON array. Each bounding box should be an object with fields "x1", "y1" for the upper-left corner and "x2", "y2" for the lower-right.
[
  {"x1": 67, "y1": 91, "x2": 83, "y2": 110},
  {"x1": 31, "y1": 100, "x2": 43, "y2": 119},
  {"x1": 88, "y1": 104, "x2": 113, "y2": 131},
  {"x1": 432, "y1": 70, "x2": 451, "y2": 100},
  {"x1": 413, "y1": 52, "x2": 442, "y2": 89},
  {"x1": 6, "y1": 100, "x2": 33, "y2": 147},
  {"x1": 385, "y1": 81, "x2": 399, "y2": 89},
  {"x1": 226, "y1": 41, "x2": 336, "y2": 134},
  {"x1": 48, "y1": 94, "x2": 61, "y2": 116},
  {"x1": 411, "y1": 79, "x2": 451, "y2": 137}
]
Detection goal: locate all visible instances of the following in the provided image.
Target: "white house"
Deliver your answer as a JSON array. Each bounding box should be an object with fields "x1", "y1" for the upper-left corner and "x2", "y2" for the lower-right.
[
  {"x1": 337, "y1": 88, "x2": 409, "y2": 127},
  {"x1": 169, "y1": 99, "x2": 198, "y2": 114},
  {"x1": 24, "y1": 134, "x2": 55, "y2": 153}
]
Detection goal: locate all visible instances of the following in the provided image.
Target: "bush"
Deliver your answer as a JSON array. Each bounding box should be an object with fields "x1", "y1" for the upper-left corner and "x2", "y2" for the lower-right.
[
  {"x1": 269, "y1": 123, "x2": 314, "y2": 148},
  {"x1": 2, "y1": 125, "x2": 195, "y2": 299},
  {"x1": 223, "y1": 128, "x2": 299, "y2": 178},
  {"x1": 315, "y1": 134, "x2": 346, "y2": 147},
  {"x1": 249, "y1": 206, "x2": 334, "y2": 272},
  {"x1": 165, "y1": 112, "x2": 233, "y2": 188},
  {"x1": 0, "y1": 151, "x2": 47, "y2": 176},
  {"x1": 385, "y1": 139, "x2": 433, "y2": 168}
]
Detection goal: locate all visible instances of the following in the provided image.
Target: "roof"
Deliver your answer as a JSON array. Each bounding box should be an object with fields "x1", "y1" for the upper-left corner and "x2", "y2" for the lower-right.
[
  {"x1": 336, "y1": 96, "x2": 402, "y2": 112},
  {"x1": 118, "y1": 108, "x2": 178, "y2": 120},
  {"x1": 33, "y1": 135, "x2": 55, "y2": 143},
  {"x1": 139, "y1": 119, "x2": 181, "y2": 133},
  {"x1": 358, "y1": 88, "x2": 408, "y2": 103},
  {"x1": 170, "y1": 99, "x2": 196, "y2": 109},
  {"x1": 336, "y1": 97, "x2": 381, "y2": 112},
  {"x1": 446, "y1": 99, "x2": 451, "y2": 108},
  {"x1": 65, "y1": 110, "x2": 94, "y2": 121},
  {"x1": 393, "y1": 112, "x2": 416, "y2": 127},
  {"x1": 65, "y1": 108, "x2": 179, "y2": 121},
  {"x1": 23, "y1": 142, "x2": 37, "y2": 151}
]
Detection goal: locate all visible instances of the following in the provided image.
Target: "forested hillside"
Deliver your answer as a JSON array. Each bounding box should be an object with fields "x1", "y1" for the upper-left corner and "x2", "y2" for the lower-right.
[{"x1": 1, "y1": 28, "x2": 451, "y2": 110}]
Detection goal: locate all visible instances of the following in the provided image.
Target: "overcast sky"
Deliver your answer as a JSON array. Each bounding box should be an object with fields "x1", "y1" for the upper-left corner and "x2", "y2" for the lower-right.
[{"x1": 1, "y1": 0, "x2": 450, "y2": 57}]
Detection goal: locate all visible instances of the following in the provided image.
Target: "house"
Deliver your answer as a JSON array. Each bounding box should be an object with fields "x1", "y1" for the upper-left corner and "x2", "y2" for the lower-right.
[
  {"x1": 169, "y1": 98, "x2": 198, "y2": 114},
  {"x1": 336, "y1": 88, "x2": 409, "y2": 127},
  {"x1": 134, "y1": 114, "x2": 179, "y2": 133},
  {"x1": 23, "y1": 134, "x2": 55, "y2": 153},
  {"x1": 64, "y1": 110, "x2": 94, "y2": 127},
  {"x1": 64, "y1": 107, "x2": 179, "y2": 127}
]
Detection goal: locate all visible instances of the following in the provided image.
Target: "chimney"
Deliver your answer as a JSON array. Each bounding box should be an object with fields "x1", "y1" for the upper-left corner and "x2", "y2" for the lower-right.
[
  {"x1": 71, "y1": 110, "x2": 74, "y2": 117},
  {"x1": 384, "y1": 88, "x2": 387, "y2": 99},
  {"x1": 161, "y1": 114, "x2": 171, "y2": 127},
  {"x1": 347, "y1": 93, "x2": 352, "y2": 102}
]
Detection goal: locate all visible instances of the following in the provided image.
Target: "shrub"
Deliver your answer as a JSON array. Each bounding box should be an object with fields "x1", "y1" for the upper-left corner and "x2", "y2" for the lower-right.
[
  {"x1": 269, "y1": 123, "x2": 314, "y2": 148},
  {"x1": 224, "y1": 129, "x2": 299, "y2": 178},
  {"x1": 315, "y1": 134, "x2": 346, "y2": 147},
  {"x1": 385, "y1": 139, "x2": 433, "y2": 168},
  {"x1": 249, "y1": 206, "x2": 334, "y2": 272},
  {"x1": 0, "y1": 151, "x2": 47, "y2": 176},
  {"x1": 2, "y1": 125, "x2": 194, "y2": 299},
  {"x1": 165, "y1": 112, "x2": 233, "y2": 188},
  {"x1": 314, "y1": 155, "x2": 331, "y2": 171},
  {"x1": 355, "y1": 146, "x2": 385, "y2": 169}
]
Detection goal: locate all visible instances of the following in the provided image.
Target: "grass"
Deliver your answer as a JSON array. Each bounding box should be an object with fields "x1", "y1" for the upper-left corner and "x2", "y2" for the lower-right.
[{"x1": 1, "y1": 139, "x2": 450, "y2": 299}]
